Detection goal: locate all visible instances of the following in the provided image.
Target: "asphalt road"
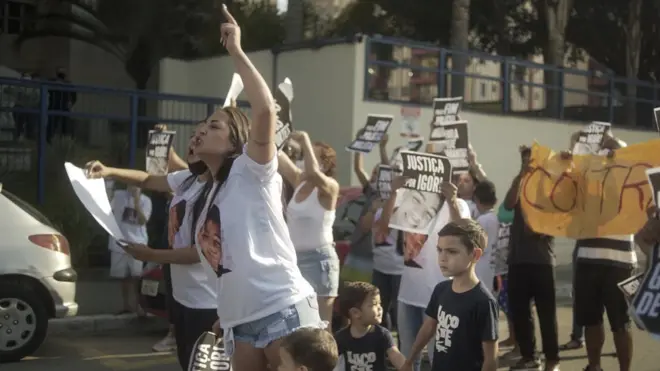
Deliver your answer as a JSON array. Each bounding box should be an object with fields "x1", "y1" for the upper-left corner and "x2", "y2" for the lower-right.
[{"x1": 4, "y1": 307, "x2": 659, "y2": 371}]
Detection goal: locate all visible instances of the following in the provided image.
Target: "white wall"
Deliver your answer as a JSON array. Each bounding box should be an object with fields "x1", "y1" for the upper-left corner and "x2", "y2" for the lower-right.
[
  {"x1": 158, "y1": 37, "x2": 653, "y2": 194},
  {"x1": 158, "y1": 44, "x2": 361, "y2": 184}
]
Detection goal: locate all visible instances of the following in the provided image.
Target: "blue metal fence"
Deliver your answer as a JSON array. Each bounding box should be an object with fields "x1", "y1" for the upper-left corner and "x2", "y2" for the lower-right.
[
  {"x1": 363, "y1": 36, "x2": 660, "y2": 130},
  {"x1": 2, "y1": 36, "x2": 659, "y2": 207},
  {"x1": 0, "y1": 76, "x2": 249, "y2": 205}
]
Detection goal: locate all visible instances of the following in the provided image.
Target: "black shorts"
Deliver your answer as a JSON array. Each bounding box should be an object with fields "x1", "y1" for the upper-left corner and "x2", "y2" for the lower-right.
[
  {"x1": 574, "y1": 262, "x2": 633, "y2": 331},
  {"x1": 171, "y1": 299, "x2": 218, "y2": 369}
]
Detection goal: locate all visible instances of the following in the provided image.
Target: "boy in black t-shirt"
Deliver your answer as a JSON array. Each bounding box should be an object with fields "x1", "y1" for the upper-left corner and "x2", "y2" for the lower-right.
[
  {"x1": 401, "y1": 219, "x2": 499, "y2": 371},
  {"x1": 335, "y1": 281, "x2": 406, "y2": 371}
]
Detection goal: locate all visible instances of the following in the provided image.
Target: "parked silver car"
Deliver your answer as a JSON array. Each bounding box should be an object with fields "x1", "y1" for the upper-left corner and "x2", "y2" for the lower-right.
[{"x1": 0, "y1": 184, "x2": 78, "y2": 363}]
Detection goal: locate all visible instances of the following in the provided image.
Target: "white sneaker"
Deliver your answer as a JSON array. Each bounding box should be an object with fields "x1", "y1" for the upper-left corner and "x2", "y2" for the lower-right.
[{"x1": 152, "y1": 334, "x2": 176, "y2": 352}]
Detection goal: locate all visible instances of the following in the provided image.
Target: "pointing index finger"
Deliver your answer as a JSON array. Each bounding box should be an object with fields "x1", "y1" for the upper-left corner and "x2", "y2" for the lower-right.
[{"x1": 221, "y1": 4, "x2": 237, "y2": 25}]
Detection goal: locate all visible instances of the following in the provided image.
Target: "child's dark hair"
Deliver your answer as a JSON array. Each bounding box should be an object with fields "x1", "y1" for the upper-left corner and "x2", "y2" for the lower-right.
[
  {"x1": 473, "y1": 180, "x2": 497, "y2": 207},
  {"x1": 437, "y1": 219, "x2": 487, "y2": 254},
  {"x1": 281, "y1": 327, "x2": 338, "y2": 371},
  {"x1": 339, "y1": 281, "x2": 379, "y2": 318}
]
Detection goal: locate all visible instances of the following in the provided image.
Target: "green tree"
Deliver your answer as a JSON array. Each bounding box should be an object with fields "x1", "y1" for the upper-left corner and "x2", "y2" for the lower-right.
[{"x1": 15, "y1": 0, "x2": 284, "y2": 142}]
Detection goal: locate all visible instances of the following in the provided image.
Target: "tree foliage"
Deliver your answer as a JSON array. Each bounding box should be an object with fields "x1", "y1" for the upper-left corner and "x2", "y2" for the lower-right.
[
  {"x1": 15, "y1": 0, "x2": 284, "y2": 88},
  {"x1": 330, "y1": 0, "x2": 660, "y2": 87}
]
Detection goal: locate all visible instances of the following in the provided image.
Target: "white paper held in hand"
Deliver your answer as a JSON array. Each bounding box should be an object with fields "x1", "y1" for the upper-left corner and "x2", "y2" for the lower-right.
[
  {"x1": 279, "y1": 77, "x2": 293, "y2": 100},
  {"x1": 64, "y1": 162, "x2": 126, "y2": 242},
  {"x1": 222, "y1": 73, "x2": 244, "y2": 108}
]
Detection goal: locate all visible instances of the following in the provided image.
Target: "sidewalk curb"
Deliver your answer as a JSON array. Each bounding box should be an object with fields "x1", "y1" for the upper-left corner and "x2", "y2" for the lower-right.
[{"x1": 48, "y1": 314, "x2": 168, "y2": 336}]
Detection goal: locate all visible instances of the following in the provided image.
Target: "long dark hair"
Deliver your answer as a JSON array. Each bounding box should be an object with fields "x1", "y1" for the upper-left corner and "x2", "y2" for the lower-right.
[{"x1": 192, "y1": 107, "x2": 251, "y2": 240}]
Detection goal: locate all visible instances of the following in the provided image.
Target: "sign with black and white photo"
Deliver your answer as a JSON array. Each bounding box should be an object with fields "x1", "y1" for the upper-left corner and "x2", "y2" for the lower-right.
[
  {"x1": 188, "y1": 331, "x2": 232, "y2": 371},
  {"x1": 431, "y1": 96, "x2": 462, "y2": 125},
  {"x1": 653, "y1": 107, "x2": 660, "y2": 133},
  {"x1": 572, "y1": 121, "x2": 611, "y2": 155},
  {"x1": 274, "y1": 78, "x2": 293, "y2": 150},
  {"x1": 346, "y1": 114, "x2": 394, "y2": 153},
  {"x1": 376, "y1": 165, "x2": 393, "y2": 200},
  {"x1": 388, "y1": 151, "x2": 453, "y2": 234},
  {"x1": 146, "y1": 130, "x2": 175, "y2": 175},
  {"x1": 429, "y1": 120, "x2": 469, "y2": 174},
  {"x1": 630, "y1": 167, "x2": 660, "y2": 336}
]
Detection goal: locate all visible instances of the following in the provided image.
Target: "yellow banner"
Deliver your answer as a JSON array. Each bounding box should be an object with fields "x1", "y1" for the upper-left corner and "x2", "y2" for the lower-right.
[{"x1": 520, "y1": 139, "x2": 660, "y2": 238}]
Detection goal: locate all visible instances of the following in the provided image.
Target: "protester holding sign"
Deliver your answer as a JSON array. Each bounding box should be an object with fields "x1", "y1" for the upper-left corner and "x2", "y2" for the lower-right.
[
  {"x1": 473, "y1": 180, "x2": 498, "y2": 295},
  {"x1": 277, "y1": 130, "x2": 340, "y2": 330},
  {"x1": 561, "y1": 135, "x2": 637, "y2": 371},
  {"x1": 340, "y1": 133, "x2": 390, "y2": 286},
  {"x1": 377, "y1": 175, "x2": 470, "y2": 371},
  {"x1": 85, "y1": 123, "x2": 222, "y2": 369},
  {"x1": 503, "y1": 145, "x2": 560, "y2": 371}
]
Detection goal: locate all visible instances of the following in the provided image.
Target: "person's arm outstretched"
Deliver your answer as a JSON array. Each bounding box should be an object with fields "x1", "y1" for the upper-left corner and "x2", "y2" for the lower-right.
[
  {"x1": 219, "y1": 5, "x2": 276, "y2": 165},
  {"x1": 85, "y1": 161, "x2": 173, "y2": 194},
  {"x1": 291, "y1": 131, "x2": 339, "y2": 201}
]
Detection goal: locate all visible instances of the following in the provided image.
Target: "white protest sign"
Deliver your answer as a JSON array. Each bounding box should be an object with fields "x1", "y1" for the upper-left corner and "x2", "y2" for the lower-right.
[
  {"x1": 274, "y1": 78, "x2": 293, "y2": 150},
  {"x1": 222, "y1": 73, "x2": 244, "y2": 108},
  {"x1": 64, "y1": 162, "x2": 125, "y2": 242}
]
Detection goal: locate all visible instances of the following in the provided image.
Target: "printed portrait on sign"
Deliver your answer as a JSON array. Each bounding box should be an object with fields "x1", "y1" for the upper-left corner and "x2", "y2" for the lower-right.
[
  {"x1": 197, "y1": 204, "x2": 231, "y2": 277},
  {"x1": 146, "y1": 156, "x2": 168, "y2": 175},
  {"x1": 168, "y1": 199, "x2": 187, "y2": 247},
  {"x1": 390, "y1": 189, "x2": 442, "y2": 234}
]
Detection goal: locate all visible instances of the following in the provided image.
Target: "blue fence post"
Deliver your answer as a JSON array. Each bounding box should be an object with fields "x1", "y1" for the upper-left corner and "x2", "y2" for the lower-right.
[
  {"x1": 607, "y1": 74, "x2": 615, "y2": 123},
  {"x1": 363, "y1": 37, "x2": 372, "y2": 101},
  {"x1": 438, "y1": 49, "x2": 447, "y2": 98},
  {"x1": 37, "y1": 85, "x2": 48, "y2": 205},
  {"x1": 129, "y1": 93, "x2": 138, "y2": 168},
  {"x1": 207, "y1": 103, "x2": 215, "y2": 117},
  {"x1": 558, "y1": 69, "x2": 565, "y2": 120},
  {"x1": 502, "y1": 58, "x2": 510, "y2": 114}
]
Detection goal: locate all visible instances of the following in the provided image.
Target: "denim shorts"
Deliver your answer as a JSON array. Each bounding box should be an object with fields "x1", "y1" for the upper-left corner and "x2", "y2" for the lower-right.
[
  {"x1": 232, "y1": 295, "x2": 324, "y2": 349},
  {"x1": 297, "y1": 245, "x2": 340, "y2": 297}
]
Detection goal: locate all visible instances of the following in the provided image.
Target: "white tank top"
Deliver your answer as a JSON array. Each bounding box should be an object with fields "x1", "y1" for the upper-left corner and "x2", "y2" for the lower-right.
[{"x1": 286, "y1": 182, "x2": 336, "y2": 251}]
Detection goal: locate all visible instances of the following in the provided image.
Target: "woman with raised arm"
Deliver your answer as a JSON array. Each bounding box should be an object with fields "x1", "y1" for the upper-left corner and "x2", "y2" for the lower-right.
[
  {"x1": 163, "y1": 6, "x2": 322, "y2": 371},
  {"x1": 86, "y1": 123, "x2": 222, "y2": 369},
  {"x1": 277, "y1": 130, "x2": 339, "y2": 330}
]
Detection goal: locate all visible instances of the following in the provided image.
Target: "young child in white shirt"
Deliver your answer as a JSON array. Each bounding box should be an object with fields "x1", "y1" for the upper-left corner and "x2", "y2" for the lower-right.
[{"x1": 109, "y1": 185, "x2": 152, "y2": 315}]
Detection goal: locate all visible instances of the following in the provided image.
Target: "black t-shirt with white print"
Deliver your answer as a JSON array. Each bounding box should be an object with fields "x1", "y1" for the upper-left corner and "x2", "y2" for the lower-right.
[
  {"x1": 335, "y1": 325, "x2": 394, "y2": 371},
  {"x1": 425, "y1": 280, "x2": 498, "y2": 371}
]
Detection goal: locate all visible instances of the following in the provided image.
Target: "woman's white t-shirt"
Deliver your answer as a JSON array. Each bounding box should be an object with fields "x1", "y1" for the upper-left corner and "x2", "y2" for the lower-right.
[
  {"x1": 397, "y1": 199, "x2": 471, "y2": 308},
  {"x1": 475, "y1": 210, "x2": 498, "y2": 294},
  {"x1": 194, "y1": 149, "x2": 314, "y2": 329},
  {"x1": 372, "y1": 208, "x2": 404, "y2": 275},
  {"x1": 166, "y1": 170, "x2": 217, "y2": 309}
]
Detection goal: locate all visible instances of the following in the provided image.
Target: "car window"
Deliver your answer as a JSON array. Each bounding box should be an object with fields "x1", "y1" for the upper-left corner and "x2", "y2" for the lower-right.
[
  {"x1": 1, "y1": 189, "x2": 56, "y2": 228},
  {"x1": 333, "y1": 194, "x2": 367, "y2": 242}
]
